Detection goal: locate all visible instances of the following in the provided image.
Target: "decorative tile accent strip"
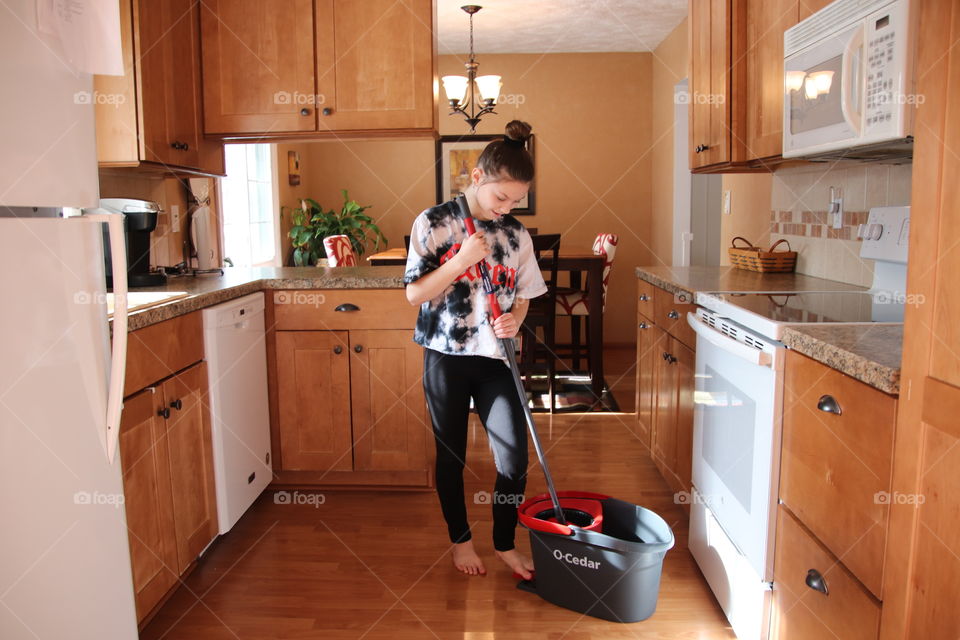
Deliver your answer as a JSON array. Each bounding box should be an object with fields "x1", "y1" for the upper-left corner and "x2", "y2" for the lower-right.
[{"x1": 769, "y1": 209, "x2": 867, "y2": 241}]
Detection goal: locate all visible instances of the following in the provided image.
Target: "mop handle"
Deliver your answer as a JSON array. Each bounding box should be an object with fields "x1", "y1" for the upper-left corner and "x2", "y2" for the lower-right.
[{"x1": 455, "y1": 196, "x2": 567, "y2": 527}]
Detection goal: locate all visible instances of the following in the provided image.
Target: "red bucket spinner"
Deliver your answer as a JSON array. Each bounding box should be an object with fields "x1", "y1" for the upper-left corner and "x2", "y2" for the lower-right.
[{"x1": 518, "y1": 491, "x2": 609, "y2": 536}]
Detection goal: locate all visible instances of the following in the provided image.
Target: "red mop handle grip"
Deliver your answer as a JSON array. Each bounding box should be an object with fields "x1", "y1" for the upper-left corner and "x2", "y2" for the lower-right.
[{"x1": 461, "y1": 217, "x2": 503, "y2": 319}]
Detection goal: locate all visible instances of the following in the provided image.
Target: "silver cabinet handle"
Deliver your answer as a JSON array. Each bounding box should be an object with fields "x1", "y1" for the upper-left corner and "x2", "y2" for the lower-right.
[
  {"x1": 639, "y1": 294, "x2": 649, "y2": 301},
  {"x1": 667, "y1": 310, "x2": 680, "y2": 320},
  {"x1": 817, "y1": 395, "x2": 842, "y2": 415},
  {"x1": 638, "y1": 322, "x2": 649, "y2": 329},
  {"x1": 334, "y1": 303, "x2": 360, "y2": 312},
  {"x1": 805, "y1": 569, "x2": 829, "y2": 595}
]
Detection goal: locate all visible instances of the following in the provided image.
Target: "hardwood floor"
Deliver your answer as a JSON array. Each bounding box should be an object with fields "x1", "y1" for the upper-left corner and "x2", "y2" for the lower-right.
[{"x1": 142, "y1": 346, "x2": 733, "y2": 639}]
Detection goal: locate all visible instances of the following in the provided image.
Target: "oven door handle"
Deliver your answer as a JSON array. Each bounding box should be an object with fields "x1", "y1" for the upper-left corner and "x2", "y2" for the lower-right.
[{"x1": 687, "y1": 312, "x2": 772, "y2": 368}]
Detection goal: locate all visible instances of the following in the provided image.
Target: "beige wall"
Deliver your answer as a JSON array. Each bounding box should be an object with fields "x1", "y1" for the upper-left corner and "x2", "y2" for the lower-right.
[
  {"x1": 298, "y1": 52, "x2": 656, "y2": 344},
  {"x1": 719, "y1": 173, "x2": 773, "y2": 263},
  {"x1": 649, "y1": 18, "x2": 688, "y2": 267}
]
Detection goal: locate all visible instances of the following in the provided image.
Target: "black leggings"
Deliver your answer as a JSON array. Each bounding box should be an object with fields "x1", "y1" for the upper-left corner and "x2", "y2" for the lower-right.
[{"x1": 422, "y1": 348, "x2": 528, "y2": 552}]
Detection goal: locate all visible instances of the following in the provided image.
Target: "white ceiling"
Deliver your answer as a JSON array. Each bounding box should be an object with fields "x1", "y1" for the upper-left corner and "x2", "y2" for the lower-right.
[{"x1": 436, "y1": 0, "x2": 689, "y2": 55}]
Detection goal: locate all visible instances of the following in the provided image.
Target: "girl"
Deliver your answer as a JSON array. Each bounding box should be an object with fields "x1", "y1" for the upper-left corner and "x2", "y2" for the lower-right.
[{"x1": 404, "y1": 121, "x2": 544, "y2": 579}]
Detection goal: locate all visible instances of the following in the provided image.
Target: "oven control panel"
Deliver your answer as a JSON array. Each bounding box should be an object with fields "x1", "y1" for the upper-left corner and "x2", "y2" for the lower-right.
[{"x1": 858, "y1": 205, "x2": 909, "y2": 264}]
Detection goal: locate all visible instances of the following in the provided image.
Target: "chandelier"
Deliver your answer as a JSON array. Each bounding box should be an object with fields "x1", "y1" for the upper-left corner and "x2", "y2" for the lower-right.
[{"x1": 442, "y1": 5, "x2": 502, "y2": 131}]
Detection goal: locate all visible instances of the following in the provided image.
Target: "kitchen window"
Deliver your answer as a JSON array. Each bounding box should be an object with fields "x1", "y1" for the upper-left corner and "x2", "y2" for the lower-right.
[{"x1": 221, "y1": 144, "x2": 279, "y2": 267}]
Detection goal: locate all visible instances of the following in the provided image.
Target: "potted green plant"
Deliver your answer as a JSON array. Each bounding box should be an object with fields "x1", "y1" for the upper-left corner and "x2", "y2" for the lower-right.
[{"x1": 285, "y1": 190, "x2": 386, "y2": 266}]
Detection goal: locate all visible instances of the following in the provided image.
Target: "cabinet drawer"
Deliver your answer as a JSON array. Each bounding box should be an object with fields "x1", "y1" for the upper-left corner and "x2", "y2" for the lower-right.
[
  {"x1": 124, "y1": 312, "x2": 203, "y2": 397},
  {"x1": 773, "y1": 506, "x2": 880, "y2": 640},
  {"x1": 637, "y1": 279, "x2": 657, "y2": 322},
  {"x1": 272, "y1": 289, "x2": 418, "y2": 330},
  {"x1": 779, "y1": 351, "x2": 896, "y2": 598},
  {"x1": 654, "y1": 287, "x2": 696, "y2": 348}
]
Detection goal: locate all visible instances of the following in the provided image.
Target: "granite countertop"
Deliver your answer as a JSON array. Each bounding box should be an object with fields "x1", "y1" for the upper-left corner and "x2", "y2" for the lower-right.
[
  {"x1": 635, "y1": 266, "x2": 901, "y2": 394},
  {"x1": 635, "y1": 265, "x2": 867, "y2": 297},
  {"x1": 780, "y1": 324, "x2": 902, "y2": 395},
  {"x1": 116, "y1": 266, "x2": 407, "y2": 331}
]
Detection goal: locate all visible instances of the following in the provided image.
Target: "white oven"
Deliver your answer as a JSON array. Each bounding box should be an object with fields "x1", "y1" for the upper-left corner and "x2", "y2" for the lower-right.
[
  {"x1": 687, "y1": 308, "x2": 785, "y2": 640},
  {"x1": 782, "y1": 0, "x2": 914, "y2": 159}
]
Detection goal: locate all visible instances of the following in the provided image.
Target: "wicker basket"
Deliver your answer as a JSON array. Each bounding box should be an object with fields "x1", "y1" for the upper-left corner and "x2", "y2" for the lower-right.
[{"x1": 727, "y1": 237, "x2": 797, "y2": 273}]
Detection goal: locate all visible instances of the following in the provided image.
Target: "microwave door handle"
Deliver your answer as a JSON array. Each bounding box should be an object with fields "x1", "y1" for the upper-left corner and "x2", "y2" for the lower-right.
[
  {"x1": 686, "y1": 312, "x2": 772, "y2": 368},
  {"x1": 841, "y1": 28, "x2": 864, "y2": 136}
]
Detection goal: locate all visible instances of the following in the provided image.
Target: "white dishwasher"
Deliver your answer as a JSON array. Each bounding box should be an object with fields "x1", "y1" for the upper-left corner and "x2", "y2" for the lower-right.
[{"x1": 202, "y1": 292, "x2": 272, "y2": 534}]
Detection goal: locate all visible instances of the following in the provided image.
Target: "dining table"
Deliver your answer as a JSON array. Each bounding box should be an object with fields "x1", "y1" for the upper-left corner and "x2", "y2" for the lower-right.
[{"x1": 367, "y1": 247, "x2": 607, "y2": 406}]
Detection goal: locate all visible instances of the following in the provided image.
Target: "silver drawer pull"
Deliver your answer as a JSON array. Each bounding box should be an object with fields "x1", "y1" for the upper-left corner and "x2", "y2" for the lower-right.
[
  {"x1": 805, "y1": 569, "x2": 829, "y2": 595},
  {"x1": 639, "y1": 294, "x2": 649, "y2": 301},
  {"x1": 334, "y1": 303, "x2": 360, "y2": 312},
  {"x1": 817, "y1": 395, "x2": 842, "y2": 415},
  {"x1": 667, "y1": 310, "x2": 680, "y2": 320},
  {"x1": 639, "y1": 322, "x2": 649, "y2": 329}
]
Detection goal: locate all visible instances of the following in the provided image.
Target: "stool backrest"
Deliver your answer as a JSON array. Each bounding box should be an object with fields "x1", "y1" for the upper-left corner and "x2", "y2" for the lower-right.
[
  {"x1": 592, "y1": 233, "x2": 619, "y2": 309},
  {"x1": 323, "y1": 235, "x2": 358, "y2": 267},
  {"x1": 530, "y1": 234, "x2": 561, "y2": 306}
]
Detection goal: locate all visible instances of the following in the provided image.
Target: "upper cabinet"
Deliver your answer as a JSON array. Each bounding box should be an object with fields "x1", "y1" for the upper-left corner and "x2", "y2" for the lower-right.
[
  {"x1": 200, "y1": 0, "x2": 437, "y2": 139},
  {"x1": 95, "y1": 0, "x2": 225, "y2": 177},
  {"x1": 688, "y1": 0, "x2": 750, "y2": 172}
]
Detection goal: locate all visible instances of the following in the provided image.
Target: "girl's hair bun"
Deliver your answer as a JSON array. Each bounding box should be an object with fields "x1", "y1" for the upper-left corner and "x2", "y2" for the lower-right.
[{"x1": 505, "y1": 120, "x2": 532, "y2": 142}]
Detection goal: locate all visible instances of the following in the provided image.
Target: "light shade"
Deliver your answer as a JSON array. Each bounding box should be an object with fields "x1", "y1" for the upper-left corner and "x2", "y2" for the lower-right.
[
  {"x1": 804, "y1": 75, "x2": 819, "y2": 99},
  {"x1": 810, "y1": 70, "x2": 835, "y2": 96},
  {"x1": 475, "y1": 75, "x2": 502, "y2": 103},
  {"x1": 784, "y1": 70, "x2": 806, "y2": 93},
  {"x1": 442, "y1": 75, "x2": 469, "y2": 103}
]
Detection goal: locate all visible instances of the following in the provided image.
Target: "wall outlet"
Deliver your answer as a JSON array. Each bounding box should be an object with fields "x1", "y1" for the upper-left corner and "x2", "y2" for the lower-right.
[{"x1": 722, "y1": 190, "x2": 731, "y2": 215}]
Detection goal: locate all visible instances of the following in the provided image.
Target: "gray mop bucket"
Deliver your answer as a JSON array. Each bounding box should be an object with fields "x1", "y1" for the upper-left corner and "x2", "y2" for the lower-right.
[{"x1": 518, "y1": 492, "x2": 675, "y2": 623}]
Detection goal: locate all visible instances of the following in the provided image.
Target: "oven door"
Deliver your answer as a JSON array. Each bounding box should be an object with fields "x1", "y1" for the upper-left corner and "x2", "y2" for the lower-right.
[
  {"x1": 783, "y1": 23, "x2": 864, "y2": 157},
  {"x1": 688, "y1": 313, "x2": 784, "y2": 580}
]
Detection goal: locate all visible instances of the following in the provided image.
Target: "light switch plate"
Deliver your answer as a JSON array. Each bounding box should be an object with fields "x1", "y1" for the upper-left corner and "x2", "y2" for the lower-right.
[
  {"x1": 722, "y1": 190, "x2": 731, "y2": 215},
  {"x1": 171, "y1": 205, "x2": 180, "y2": 233},
  {"x1": 859, "y1": 206, "x2": 910, "y2": 263}
]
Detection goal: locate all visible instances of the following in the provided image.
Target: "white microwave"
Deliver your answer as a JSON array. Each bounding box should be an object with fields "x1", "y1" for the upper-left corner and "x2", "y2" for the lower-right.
[{"x1": 782, "y1": 0, "x2": 915, "y2": 160}]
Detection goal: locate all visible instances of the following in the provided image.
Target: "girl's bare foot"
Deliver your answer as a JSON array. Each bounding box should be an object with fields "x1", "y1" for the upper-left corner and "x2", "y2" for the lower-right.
[
  {"x1": 452, "y1": 540, "x2": 487, "y2": 576},
  {"x1": 495, "y1": 548, "x2": 535, "y2": 580}
]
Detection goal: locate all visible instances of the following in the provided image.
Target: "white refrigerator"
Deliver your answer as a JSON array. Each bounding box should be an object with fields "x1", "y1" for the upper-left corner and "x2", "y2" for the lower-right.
[{"x1": 0, "y1": 1, "x2": 139, "y2": 638}]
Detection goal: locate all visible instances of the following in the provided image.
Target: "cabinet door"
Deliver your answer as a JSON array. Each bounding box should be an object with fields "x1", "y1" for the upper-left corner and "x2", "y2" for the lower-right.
[
  {"x1": 349, "y1": 330, "x2": 427, "y2": 472},
  {"x1": 136, "y1": 0, "x2": 201, "y2": 167},
  {"x1": 200, "y1": 0, "x2": 318, "y2": 134},
  {"x1": 162, "y1": 362, "x2": 218, "y2": 574},
  {"x1": 119, "y1": 387, "x2": 177, "y2": 622},
  {"x1": 276, "y1": 331, "x2": 353, "y2": 471},
  {"x1": 745, "y1": 0, "x2": 798, "y2": 160},
  {"x1": 653, "y1": 332, "x2": 678, "y2": 471},
  {"x1": 674, "y1": 340, "x2": 695, "y2": 492},
  {"x1": 636, "y1": 318, "x2": 663, "y2": 449},
  {"x1": 689, "y1": 0, "x2": 715, "y2": 170},
  {"x1": 314, "y1": 0, "x2": 435, "y2": 132}
]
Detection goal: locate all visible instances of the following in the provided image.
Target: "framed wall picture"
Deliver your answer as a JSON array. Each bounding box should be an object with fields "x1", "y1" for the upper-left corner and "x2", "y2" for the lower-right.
[
  {"x1": 436, "y1": 135, "x2": 536, "y2": 215},
  {"x1": 287, "y1": 150, "x2": 301, "y2": 186}
]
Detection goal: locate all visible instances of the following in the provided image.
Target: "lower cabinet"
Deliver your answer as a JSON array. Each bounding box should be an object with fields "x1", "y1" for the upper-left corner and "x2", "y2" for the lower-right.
[
  {"x1": 120, "y1": 361, "x2": 218, "y2": 624},
  {"x1": 272, "y1": 295, "x2": 430, "y2": 487},
  {"x1": 636, "y1": 279, "x2": 697, "y2": 496}
]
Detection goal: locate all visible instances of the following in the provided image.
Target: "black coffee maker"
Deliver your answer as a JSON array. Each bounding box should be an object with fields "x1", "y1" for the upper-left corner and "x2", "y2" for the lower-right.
[{"x1": 99, "y1": 198, "x2": 167, "y2": 288}]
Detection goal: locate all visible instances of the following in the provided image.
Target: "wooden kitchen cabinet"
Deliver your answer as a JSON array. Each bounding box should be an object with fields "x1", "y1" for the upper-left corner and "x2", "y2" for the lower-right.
[
  {"x1": 772, "y1": 505, "x2": 881, "y2": 640},
  {"x1": 636, "y1": 280, "x2": 697, "y2": 496},
  {"x1": 119, "y1": 388, "x2": 178, "y2": 623},
  {"x1": 94, "y1": 0, "x2": 224, "y2": 176},
  {"x1": 200, "y1": 0, "x2": 437, "y2": 138},
  {"x1": 120, "y1": 316, "x2": 218, "y2": 626},
  {"x1": 745, "y1": 0, "x2": 799, "y2": 162},
  {"x1": 270, "y1": 290, "x2": 430, "y2": 486},
  {"x1": 688, "y1": 0, "x2": 751, "y2": 172},
  {"x1": 780, "y1": 350, "x2": 896, "y2": 599}
]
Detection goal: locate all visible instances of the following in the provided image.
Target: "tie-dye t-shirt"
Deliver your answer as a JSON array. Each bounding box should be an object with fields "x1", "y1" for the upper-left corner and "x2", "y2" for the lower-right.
[{"x1": 403, "y1": 200, "x2": 547, "y2": 360}]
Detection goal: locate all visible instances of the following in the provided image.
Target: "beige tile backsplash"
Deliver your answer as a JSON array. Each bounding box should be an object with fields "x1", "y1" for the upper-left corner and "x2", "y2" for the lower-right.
[{"x1": 769, "y1": 163, "x2": 912, "y2": 287}]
